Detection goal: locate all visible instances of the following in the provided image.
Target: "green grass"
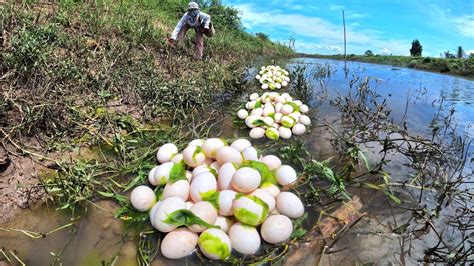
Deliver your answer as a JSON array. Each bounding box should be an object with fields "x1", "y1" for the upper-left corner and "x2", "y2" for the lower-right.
[{"x1": 299, "y1": 53, "x2": 474, "y2": 78}]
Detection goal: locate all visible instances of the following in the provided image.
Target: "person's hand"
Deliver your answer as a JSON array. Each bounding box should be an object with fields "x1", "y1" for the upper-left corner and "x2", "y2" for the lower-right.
[{"x1": 168, "y1": 38, "x2": 176, "y2": 46}]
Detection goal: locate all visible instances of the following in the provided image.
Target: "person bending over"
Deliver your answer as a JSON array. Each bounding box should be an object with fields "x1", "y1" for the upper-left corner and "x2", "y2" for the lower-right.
[{"x1": 169, "y1": 2, "x2": 215, "y2": 59}]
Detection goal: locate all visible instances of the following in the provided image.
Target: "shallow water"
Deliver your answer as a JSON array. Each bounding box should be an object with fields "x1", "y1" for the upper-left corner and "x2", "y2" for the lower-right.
[{"x1": 1, "y1": 58, "x2": 472, "y2": 265}]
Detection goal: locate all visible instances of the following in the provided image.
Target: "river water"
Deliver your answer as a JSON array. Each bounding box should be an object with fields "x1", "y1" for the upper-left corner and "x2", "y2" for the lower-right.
[{"x1": 0, "y1": 58, "x2": 472, "y2": 265}]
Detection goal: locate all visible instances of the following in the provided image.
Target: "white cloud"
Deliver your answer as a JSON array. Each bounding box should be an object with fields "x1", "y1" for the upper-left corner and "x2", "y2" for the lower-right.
[
  {"x1": 327, "y1": 45, "x2": 343, "y2": 52},
  {"x1": 466, "y1": 50, "x2": 474, "y2": 55},
  {"x1": 329, "y1": 5, "x2": 344, "y2": 11},
  {"x1": 455, "y1": 16, "x2": 474, "y2": 37},
  {"x1": 379, "y1": 48, "x2": 392, "y2": 55},
  {"x1": 235, "y1": 3, "x2": 409, "y2": 55}
]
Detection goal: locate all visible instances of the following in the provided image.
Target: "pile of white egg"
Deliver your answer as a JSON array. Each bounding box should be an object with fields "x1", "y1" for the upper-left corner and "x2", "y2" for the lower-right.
[
  {"x1": 129, "y1": 138, "x2": 305, "y2": 261},
  {"x1": 236, "y1": 92, "x2": 311, "y2": 140},
  {"x1": 256, "y1": 65, "x2": 290, "y2": 90}
]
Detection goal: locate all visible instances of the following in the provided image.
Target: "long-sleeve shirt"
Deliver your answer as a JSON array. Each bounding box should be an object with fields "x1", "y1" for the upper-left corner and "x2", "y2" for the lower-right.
[{"x1": 170, "y1": 11, "x2": 211, "y2": 40}]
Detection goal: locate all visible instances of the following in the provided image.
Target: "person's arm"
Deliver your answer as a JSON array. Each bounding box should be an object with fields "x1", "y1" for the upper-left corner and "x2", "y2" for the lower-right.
[
  {"x1": 201, "y1": 12, "x2": 211, "y2": 29},
  {"x1": 170, "y1": 14, "x2": 187, "y2": 40}
]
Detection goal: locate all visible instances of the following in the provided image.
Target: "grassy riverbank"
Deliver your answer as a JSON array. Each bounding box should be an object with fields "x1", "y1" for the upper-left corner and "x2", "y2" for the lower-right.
[
  {"x1": 299, "y1": 53, "x2": 474, "y2": 78},
  {"x1": 0, "y1": 0, "x2": 293, "y2": 222}
]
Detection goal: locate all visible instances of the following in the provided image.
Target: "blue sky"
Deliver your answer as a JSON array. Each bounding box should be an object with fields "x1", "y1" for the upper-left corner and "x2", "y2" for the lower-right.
[{"x1": 222, "y1": 0, "x2": 474, "y2": 56}]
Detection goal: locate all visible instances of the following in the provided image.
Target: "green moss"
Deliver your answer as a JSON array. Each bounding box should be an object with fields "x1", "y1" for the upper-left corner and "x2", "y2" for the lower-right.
[{"x1": 198, "y1": 231, "x2": 231, "y2": 260}]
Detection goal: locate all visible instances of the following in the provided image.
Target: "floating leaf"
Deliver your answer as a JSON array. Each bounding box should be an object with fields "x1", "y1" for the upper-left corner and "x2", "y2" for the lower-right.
[{"x1": 164, "y1": 209, "x2": 219, "y2": 229}]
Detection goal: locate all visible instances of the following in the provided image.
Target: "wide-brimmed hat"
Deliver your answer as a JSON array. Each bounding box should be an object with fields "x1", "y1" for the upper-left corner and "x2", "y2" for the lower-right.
[{"x1": 187, "y1": 2, "x2": 199, "y2": 10}]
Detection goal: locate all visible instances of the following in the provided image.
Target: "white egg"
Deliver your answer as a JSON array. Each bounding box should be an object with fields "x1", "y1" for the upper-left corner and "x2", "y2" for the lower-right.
[
  {"x1": 293, "y1": 100, "x2": 303, "y2": 106},
  {"x1": 280, "y1": 104, "x2": 294, "y2": 115},
  {"x1": 152, "y1": 196, "x2": 186, "y2": 232},
  {"x1": 231, "y1": 167, "x2": 261, "y2": 193},
  {"x1": 237, "y1": 109, "x2": 249, "y2": 119},
  {"x1": 163, "y1": 180, "x2": 190, "y2": 201},
  {"x1": 299, "y1": 115, "x2": 311, "y2": 126},
  {"x1": 190, "y1": 172, "x2": 217, "y2": 202},
  {"x1": 160, "y1": 228, "x2": 198, "y2": 259},
  {"x1": 255, "y1": 74, "x2": 261, "y2": 80},
  {"x1": 299, "y1": 104, "x2": 309, "y2": 113},
  {"x1": 280, "y1": 116, "x2": 296, "y2": 128},
  {"x1": 245, "y1": 115, "x2": 261, "y2": 128},
  {"x1": 148, "y1": 166, "x2": 159, "y2": 186},
  {"x1": 261, "y1": 84, "x2": 269, "y2": 90},
  {"x1": 281, "y1": 80, "x2": 288, "y2": 87},
  {"x1": 202, "y1": 138, "x2": 226, "y2": 159},
  {"x1": 152, "y1": 162, "x2": 174, "y2": 186},
  {"x1": 198, "y1": 229, "x2": 232, "y2": 260},
  {"x1": 276, "y1": 192, "x2": 305, "y2": 218},
  {"x1": 289, "y1": 112, "x2": 301, "y2": 122},
  {"x1": 265, "y1": 127, "x2": 279, "y2": 140},
  {"x1": 260, "y1": 155, "x2": 282, "y2": 170},
  {"x1": 170, "y1": 153, "x2": 183, "y2": 163},
  {"x1": 286, "y1": 96, "x2": 293, "y2": 102},
  {"x1": 260, "y1": 182, "x2": 281, "y2": 197},
  {"x1": 279, "y1": 126, "x2": 293, "y2": 139},
  {"x1": 250, "y1": 189, "x2": 275, "y2": 211},
  {"x1": 210, "y1": 162, "x2": 220, "y2": 172},
  {"x1": 217, "y1": 162, "x2": 236, "y2": 190},
  {"x1": 245, "y1": 100, "x2": 256, "y2": 110},
  {"x1": 183, "y1": 145, "x2": 207, "y2": 168},
  {"x1": 242, "y1": 146, "x2": 258, "y2": 161},
  {"x1": 263, "y1": 116, "x2": 274, "y2": 126},
  {"x1": 188, "y1": 201, "x2": 217, "y2": 233},
  {"x1": 276, "y1": 165, "x2": 297, "y2": 186},
  {"x1": 228, "y1": 223, "x2": 261, "y2": 255},
  {"x1": 285, "y1": 76, "x2": 290, "y2": 82},
  {"x1": 275, "y1": 83, "x2": 281, "y2": 89},
  {"x1": 185, "y1": 201, "x2": 194, "y2": 210},
  {"x1": 130, "y1": 185, "x2": 156, "y2": 212},
  {"x1": 281, "y1": 93, "x2": 290, "y2": 98},
  {"x1": 218, "y1": 190, "x2": 237, "y2": 216},
  {"x1": 215, "y1": 146, "x2": 243, "y2": 165},
  {"x1": 149, "y1": 201, "x2": 162, "y2": 228},
  {"x1": 188, "y1": 139, "x2": 204, "y2": 147},
  {"x1": 261, "y1": 215, "x2": 293, "y2": 244},
  {"x1": 230, "y1": 138, "x2": 252, "y2": 152},
  {"x1": 214, "y1": 216, "x2": 233, "y2": 232},
  {"x1": 192, "y1": 165, "x2": 212, "y2": 179},
  {"x1": 263, "y1": 106, "x2": 275, "y2": 117},
  {"x1": 292, "y1": 124, "x2": 306, "y2": 135},
  {"x1": 274, "y1": 112, "x2": 283, "y2": 123},
  {"x1": 249, "y1": 93, "x2": 259, "y2": 100},
  {"x1": 156, "y1": 143, "x2": 178, "y2": 163},
  {"x1": 232, "y1": 195, "x2": 268, "y2": 226}
]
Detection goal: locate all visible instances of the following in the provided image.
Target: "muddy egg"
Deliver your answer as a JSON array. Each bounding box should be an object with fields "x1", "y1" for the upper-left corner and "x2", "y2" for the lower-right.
[
  {"x1": 130, "y1": 185, "x2": 156, "y2": 212},
  {"x1": 231, "y1": 167, "x2": 261, "y2": 193},
  {"x1": 237, "y1": 109, "x2": 248, "y2": 119},
  {"x1": 183, "y1": 145, "x2": 207, "y2": 168},
  {"x1": 217, "y1": 162, "x2": 236, "y2": 190},
  {"x1": 276, "y1": 192, "x2": 305, "y2": 218},
  {"x1": 198, "y1": 229, "x2": 232, "y2": 260},
  {"x1": 228, "y1": 223, "x2": 261, "y2": 255},
  {"x1": 260, "y1": 155, "x2": 281, "y2": 170},
  {"x1": 260, "y1": 182, "x2": 280, "y2": 197},
  {"x1": 214, "y1": 216, "x2": 233, "y2": 232},
  {"x1": 217, "y1": 190, "x2": 237, "y2": 216},
  {"x1": 156, "y1": 143, "x2": 178, "y2": 163},
  {"x1": 261, "y1": 215, "x2": 293, "y2": 244},
  {"x1": 163, "y1": 180, "x2": 190, "y2": 201},
  {"x1": 230, "y1": 138, "x2": 252, "y2": 152},
  {"x1": 151, "y1": 196, "x2": 186, "y2": 232},
  {"x1": 276, "y1": 165, "x2": 297, "y2": 186},
  {"x1": 151, "y1": 162, "x2": 175, "y2": 186},
  {"x1": 190, "y1": 172, "x2": 217, "y2": 202},
  {"x1": 250, "y1": 189, "x2": 275, "y2": 211},
  {"x1": 232, "y1": 194, "x2": 268, "y2": 226},
  {"x1": 292, "y1": 124, "x2": 306, "y2": 135},
  {"x1": 242, "y1": 146, "x2": 258, "y2": 161},
  {"x1": 299, "y1": 115, "x2": 311, "y2": 126},
  {"x1": 161, "y1": 228, "x2": 198, "y2": 259},
  {"x1": 216, "y1": 146, "x2": 243, "y2": 165},
  {"x1": 202, "y1": 138, "x2": 226, "y2": 159},
  {"x1": 188, "y1": 201, "x2": 217, "y2": 233}
]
